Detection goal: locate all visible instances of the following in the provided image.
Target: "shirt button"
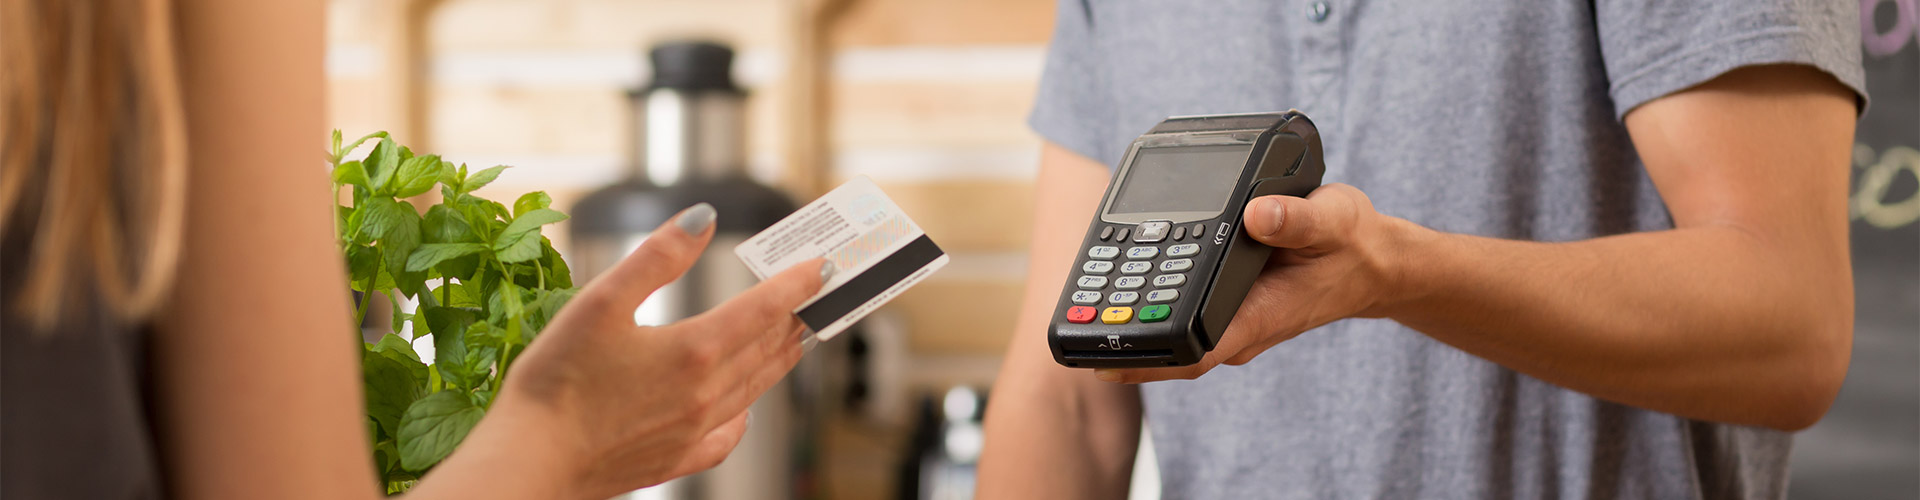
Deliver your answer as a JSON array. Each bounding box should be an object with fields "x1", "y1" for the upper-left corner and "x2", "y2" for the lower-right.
[{"x1": 1308, "y1": 1, "x2": 1330, "y2": 23}]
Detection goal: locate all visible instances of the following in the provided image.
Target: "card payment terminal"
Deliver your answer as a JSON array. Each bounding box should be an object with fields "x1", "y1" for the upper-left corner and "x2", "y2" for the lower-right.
[{"x1": 1049, "y1": 111, "x2": 1324, "y2": 368}]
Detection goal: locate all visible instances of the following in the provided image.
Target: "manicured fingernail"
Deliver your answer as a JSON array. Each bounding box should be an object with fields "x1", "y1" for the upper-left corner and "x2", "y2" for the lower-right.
[
  {"x1": 745, "y1": 411, "x2": 754, "y2": 430},
  {"x1": 675, "y1": 203, "x2": 716, "y2": 235},
  {"x1": 1094, "y1": 370, "x2": 1121, "y2": 383},
  {"x1": 819, "y1": 260, "x2": 836, "y2": 282}
]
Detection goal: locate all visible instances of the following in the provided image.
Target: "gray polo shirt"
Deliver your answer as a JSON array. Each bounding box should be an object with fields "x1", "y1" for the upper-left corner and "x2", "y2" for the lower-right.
[{"x1": 1027, "y1": 1, "x2": 1867, "y2": 498}]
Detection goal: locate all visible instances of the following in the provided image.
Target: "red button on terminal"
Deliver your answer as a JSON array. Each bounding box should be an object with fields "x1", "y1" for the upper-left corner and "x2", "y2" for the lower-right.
[{"x1": 1066, "y1": 306, "x2": 1097, "y2": 324}]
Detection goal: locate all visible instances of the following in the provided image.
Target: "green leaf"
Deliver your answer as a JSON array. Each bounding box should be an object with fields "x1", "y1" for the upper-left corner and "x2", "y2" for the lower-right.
[
  {"x1": 495, "y1": 235, "x2": 545, "y2": 264},
  {"x1": 463, "y1": 320, "x2": 505, "y2": 349},
  {"x1": 347, "y1": 245, "x2": 381, "y2": 284},
  {"x1": 436, "y1": 281, "x2": 484, "y2": 309},
  {"x1": 343, "y1": 206, "x2": 369, "y2": 245},
  {"x1": 364, "y1": 138, "x2": 402, "y2": 195},
  {"x1": 406, "y1": 243, "x2": 488, "y2": 273},
  {"x1": 396, "y1": 391, "x2": 484, "y2": 471},
  {"x1": 373, "y1": 333, "x2": 424, "y2": 362},
  {"x1": 462, "y1": 165, "x2": 509, "y2": 193},
  {"x1": 492, "y1": 208, "x2": 568, "y2": 263},
  {"x1": 331, "y1": 160, "x2": 368, "y2": 187},
  {"x1": 496, "y1": 209, "x2": 568, "y2": 245},
  {"x1": 436, "y1": 160, "x2": 461, "y2": 191},
  {"x1": 542, "y1": 237, "x2": 573, "y2": 289},
  {"x1": 353, "y1": 197, "x2": 408, "y2": 243},
  {"x1": 387, "y1": 293, "x2": 410, "y2": 334},
  {"x1": 392, "y1": 154, "x2": 443, "y2": 198},
  {"x1": 373, "y1": 438, "x2": 399, "y2": 476},
  {"x1": 341, "y1": 131, "x2": 389, "y2": 160},
  {"x1": 335, "y1": 205, "x2": 350, "y2": 241},
  {"x1": 454, "y1": 196, "x2": 499, "y2": 242},
  {"x1": 382, "y1": 202, "x2": 425, "y2": 297},
  {"x1": 331, "y1": 130, "x2": 344, "y2": 159},
  {"x1": 491, "y1": 280, "x2": 525, "y2": 322},
  {"x1": 371, "y1": 333, "x2": 429, "y2": 387},
  {"x1": 421, "y1": 306, "x2": 478, "y2": 390},
  {"x1": 512, "y1": 191, "x2": 551, "y2": 217},
  {"x1": 422, "y1": 205, "x2": 475, "y2": 244},
  {"x1": 351, "y1": 265, "x2": 396, "y2": 294},
  {"x1": 463, "y1": 345, "x2": 499, "y2": 383},
  {"x1": 472, "y1": 389, "x2": 497, "y2": 410},
  {"x1": 364, "y1": 349, "x2": 423, "y2": 439},
  {"x1": 529, "y1": 287, "x2": 576, "y2": 335}
]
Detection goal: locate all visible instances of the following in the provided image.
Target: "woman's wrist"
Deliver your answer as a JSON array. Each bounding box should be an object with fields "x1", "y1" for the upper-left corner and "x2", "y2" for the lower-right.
[{"x1": 407, "y1": 395, "x2": 586, "y2": 500}]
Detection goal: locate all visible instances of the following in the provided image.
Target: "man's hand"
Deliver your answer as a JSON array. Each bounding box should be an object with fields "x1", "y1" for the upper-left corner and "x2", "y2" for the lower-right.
[{"x1": 1095, "y1": 184, "x2": 1420, "y2": 383}]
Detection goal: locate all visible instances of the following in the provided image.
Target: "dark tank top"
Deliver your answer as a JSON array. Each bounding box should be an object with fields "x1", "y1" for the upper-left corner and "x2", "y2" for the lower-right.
[{"x1": 2, "y1": 235, "x2": 165, "y2": 498}]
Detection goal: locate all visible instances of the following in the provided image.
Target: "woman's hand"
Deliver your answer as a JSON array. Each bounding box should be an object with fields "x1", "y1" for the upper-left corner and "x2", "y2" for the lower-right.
[
  {"x1": 454, "y1": 203, "x2": 829, "y2": 499},
  {"x1": 1094, "y1": 184, "x2": 1419, "y2": 384}
]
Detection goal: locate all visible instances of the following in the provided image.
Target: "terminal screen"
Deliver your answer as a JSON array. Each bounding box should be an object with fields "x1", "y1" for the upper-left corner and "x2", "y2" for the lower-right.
[{"x1": 1108, "y1": 144, "x2": 1252, "y2": 216}]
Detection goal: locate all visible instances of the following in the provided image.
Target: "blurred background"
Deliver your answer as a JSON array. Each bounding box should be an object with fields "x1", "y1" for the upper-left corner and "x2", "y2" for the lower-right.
[{"x1": 323, "y1": 1, "x2": 1917, "y2": 499}]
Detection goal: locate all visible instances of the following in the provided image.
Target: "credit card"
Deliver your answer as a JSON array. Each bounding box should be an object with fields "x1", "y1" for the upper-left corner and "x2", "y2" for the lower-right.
[{"x1": 734, "y1": 176, "x2": 948, "y2": 342}]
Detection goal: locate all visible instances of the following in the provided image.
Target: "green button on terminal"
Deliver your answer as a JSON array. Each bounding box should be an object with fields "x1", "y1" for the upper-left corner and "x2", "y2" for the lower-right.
[{"x1": 1139, "y1": 304, "x2": 1171, "y2": 322}]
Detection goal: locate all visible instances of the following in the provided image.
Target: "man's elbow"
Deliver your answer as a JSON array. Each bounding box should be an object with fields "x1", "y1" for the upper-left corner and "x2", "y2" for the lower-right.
[{"x1": 1761, "y1": 304, "x2": 1853, "y2": 432}]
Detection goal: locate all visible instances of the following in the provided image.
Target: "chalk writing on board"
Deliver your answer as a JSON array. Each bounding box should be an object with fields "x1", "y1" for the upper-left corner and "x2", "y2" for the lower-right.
[{"x1": 1852, "y1": 145, "x2": 1920, "y2": 229}]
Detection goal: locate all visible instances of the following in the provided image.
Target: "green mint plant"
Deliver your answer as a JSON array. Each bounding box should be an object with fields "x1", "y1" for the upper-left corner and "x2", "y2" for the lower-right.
[{"x1": 329, "y1": 131, "x2": 579, "y2": 494}]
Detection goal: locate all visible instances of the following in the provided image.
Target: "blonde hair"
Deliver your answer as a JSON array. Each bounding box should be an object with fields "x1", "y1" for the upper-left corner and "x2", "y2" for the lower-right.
[{"x1": 1, "y1": 0, "x2": 188, "y2": 330}]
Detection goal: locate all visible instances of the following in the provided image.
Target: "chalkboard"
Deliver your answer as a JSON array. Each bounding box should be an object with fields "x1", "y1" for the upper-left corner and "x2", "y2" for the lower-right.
[{"x1": 1788, "y1": 1, "x2": 1920, "y2": 498}]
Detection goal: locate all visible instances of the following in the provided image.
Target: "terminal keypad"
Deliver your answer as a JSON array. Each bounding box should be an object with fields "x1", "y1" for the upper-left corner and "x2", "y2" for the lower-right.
[{"x1": 1068, "y1": 221, "x2": 1207, "y2": 325}]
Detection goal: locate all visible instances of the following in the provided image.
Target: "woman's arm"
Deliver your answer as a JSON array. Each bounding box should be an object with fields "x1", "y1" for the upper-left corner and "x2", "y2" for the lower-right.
[{"x1": 154, "y1": 0, "x2": 378, "y2": 498}]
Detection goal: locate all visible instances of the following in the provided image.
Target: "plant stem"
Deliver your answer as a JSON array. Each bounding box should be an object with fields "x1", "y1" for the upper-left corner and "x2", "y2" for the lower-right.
[
  {"x1": 492, "y1": 258, "x2": 512, "y2": 281},
  {"x1": 353, "y1": 276, "x2": 375, "y2": 327}
]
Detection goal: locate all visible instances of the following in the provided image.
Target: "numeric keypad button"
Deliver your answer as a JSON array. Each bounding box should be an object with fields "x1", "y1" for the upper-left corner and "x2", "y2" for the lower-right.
[
  {"x1": 1153, "y1": 274, "x2": 1186, "y2": 287},
  {"x1": 1125, "y1": 247, "x2": 1160, "y2": 260},
  {"x1": 1082, "y1": 261, "x2": 1114, "y2": 275},
  {"x1": 1146, "y1": 290, "x2": 1180, "y2": 303},
  {"x1": 1120, "y1": 262, "x2": 1153, "y2": 275},
  {"x1": 1108, "y1": 291, "x2": 1139, "y2": 305},
  {"x1": 1071, "y1": 291, "x2": 1101, "y2": 305},
  {"x1": 1167, "y1": 243, "x2": 1201, "y2": 257},
  {"x1": 1159, "y1": 259, "x2": 1193, "y2": 272},
  {"x1": 1088, "y1": 246, "x2": 1120, "y2": 260},
  {"x1": 1114, "y1": 276, "x2": 1146, "y2": 289},
  {"x1": 1076, "y1": 276, "x2": 1108, "y2": 290}
]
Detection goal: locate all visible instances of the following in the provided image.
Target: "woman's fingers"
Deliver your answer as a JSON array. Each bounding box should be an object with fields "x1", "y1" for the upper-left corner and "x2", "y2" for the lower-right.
[
  {"x1": 688, "y1": 258, "x2": 830, "y2": 349},
  {"x1": 697, "y1": 331, "x2": 807, "y2": 430},
  {"x1": 664, "y1": 411, "x2": 751, "y2": 480},
  {"x1": 581, "y1": 203, "x2": 718, "y2": 313}
]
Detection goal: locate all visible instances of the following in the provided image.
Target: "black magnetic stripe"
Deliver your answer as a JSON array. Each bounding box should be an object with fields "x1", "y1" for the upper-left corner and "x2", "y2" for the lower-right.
[{"x1": 797, "y1": 235, "x2": 944, "y2": 331}]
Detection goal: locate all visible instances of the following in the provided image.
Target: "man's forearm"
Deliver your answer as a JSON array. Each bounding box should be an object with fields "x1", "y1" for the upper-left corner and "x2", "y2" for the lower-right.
[{"x1": 1383, "y1": 219, "x2": 1852, "y2": 431}]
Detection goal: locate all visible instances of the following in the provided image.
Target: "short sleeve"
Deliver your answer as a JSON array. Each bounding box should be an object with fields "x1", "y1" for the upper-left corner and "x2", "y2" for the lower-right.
[
  {"x1": 1595, "y1": 0, "x2": 1868, "y2": 119},
  {"x1": 1028, "y1": 0, "x2": 1119, "y2": 167}
]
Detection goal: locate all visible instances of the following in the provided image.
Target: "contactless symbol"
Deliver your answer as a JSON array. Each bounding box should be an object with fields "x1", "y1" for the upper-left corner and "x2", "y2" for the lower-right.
[{"x1": 1213, "y1": 222, "x2": 1231, "y2": 245}]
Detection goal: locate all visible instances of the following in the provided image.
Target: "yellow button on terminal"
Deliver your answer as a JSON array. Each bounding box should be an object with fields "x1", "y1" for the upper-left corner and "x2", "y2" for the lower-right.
[{"x1": 1101, "y1": 306, "x2": 1134, "y2": 324}]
